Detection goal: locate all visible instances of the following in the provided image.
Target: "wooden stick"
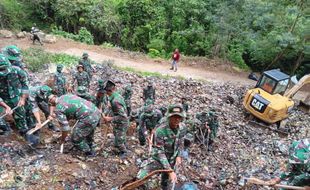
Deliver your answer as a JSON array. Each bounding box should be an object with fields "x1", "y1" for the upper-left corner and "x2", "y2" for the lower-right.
[
  {"x1": 246, "y1": 177, "x2": 306, "y2": 190},
  {"x1": 27, "y1": 119, "x2": 51, "y2": 135},
  {"x1": 0, "y1": 106, "x2": 19, "y2": 119},
  {"x1": 148, "y1": 132, "x2": 154, "y2": 156}
]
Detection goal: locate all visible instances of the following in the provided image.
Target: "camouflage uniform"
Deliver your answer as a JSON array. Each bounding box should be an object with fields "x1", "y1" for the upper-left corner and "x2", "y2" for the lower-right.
[
  {"x1": 54, "y1": 65, "x2": 67, "y2": 96},
  {"x1": 122, "y1": 84, "x2": 133, "y2": 116},
  {"x1": 0, "y1": 97, "x2": 11, "y2": 134},
  {"x1": 27, "y1": 86, "x2": 55, "y2": 129},
  {"x1": 137, "y1": 104, "x2": 185, "y2": 189},
  {"x1": 143, "y1": 83, "x2": 155, "y2": 104},
  {"x1": 2, "y1": 45, "x2": 24, "y2": 69},
  {"x1": 79, "y1": 53, "x2": 95, "y2": 79},
  {"x1": 109, "y1": 91, "x2": 129, "y2": 153},
  {"x1": 0, "y1": 54, "x2": 29, "y2": 134},
  {"x1": 96, "y1": 80, "x2": 109, "y2": 112},
  {"x1": 54, "y1": 94, "x2": 101, "y2": 153},
  {"x1": 280, "y1": 139, "x2": 310, "y2": 186},
  {"x1": 76, "y1": 86, "x2": 97, "y2": 105},
  {"x1": 73, "y1": 69, "x2": 90, "y2": 90},
  {"x1": 138, "y1": 105, "x2": 163, "y2": 145},
  {"x1": 195, "y1": 110, "x2": 219, "y2": 146}
]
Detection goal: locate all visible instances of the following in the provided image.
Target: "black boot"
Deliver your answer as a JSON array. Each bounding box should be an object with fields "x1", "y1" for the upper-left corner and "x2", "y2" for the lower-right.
[{"x1": 0, "y1": 123, "x2": 12, "y2": 136}]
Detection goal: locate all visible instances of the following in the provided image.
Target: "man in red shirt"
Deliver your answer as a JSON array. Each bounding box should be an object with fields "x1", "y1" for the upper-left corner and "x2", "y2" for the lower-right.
[{"x1": 170, "y1": 49, "x2": 180, "y2": 72}]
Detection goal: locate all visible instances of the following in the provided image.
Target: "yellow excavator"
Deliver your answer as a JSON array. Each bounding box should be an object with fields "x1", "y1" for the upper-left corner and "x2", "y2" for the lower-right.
[{"x1": 243, "y1": 69, "x2": 310, "y2": 125}]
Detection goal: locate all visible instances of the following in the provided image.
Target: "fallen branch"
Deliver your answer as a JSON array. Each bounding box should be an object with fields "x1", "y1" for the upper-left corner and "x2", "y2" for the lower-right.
[
  {"x1": 117, "y1": 169, "x2": 173, "y2": 190},
  {"x1": 246, "y1": 177, "x2": 307, "y2": 190}
]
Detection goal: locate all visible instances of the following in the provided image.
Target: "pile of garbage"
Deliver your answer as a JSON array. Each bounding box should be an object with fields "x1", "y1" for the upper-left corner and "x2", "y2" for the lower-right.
[{"x1": 0, "y1": 61, "x2": 308, "y2": 189}]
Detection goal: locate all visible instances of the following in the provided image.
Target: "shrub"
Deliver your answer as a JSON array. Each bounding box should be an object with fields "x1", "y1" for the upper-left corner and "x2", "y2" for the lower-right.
[
  {"x1": 22, "y1": 48, "x2": 79, "y2": 72},
  {"x1": 52, "y1": 27, "x2": 94, "y2": 45}
]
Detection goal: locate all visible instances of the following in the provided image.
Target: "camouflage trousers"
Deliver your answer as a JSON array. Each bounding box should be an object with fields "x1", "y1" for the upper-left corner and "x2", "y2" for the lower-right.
[
  {"x1": 113, "y1": 122, "x2": 129, "y2": 153},
  {"x1": 287, "y1": 173, "x2": 310, "y2": 187},
  {"x1": 137, "y1": 158, "x2": 175, "y2": 190},
  {"x1": 24, "y1": 99, "x2": 55, "y2": 130},
  {"x1": 1, "y1": 96, "x2": 28, "y2": 133},
  {"x1": 137, "y1": 125, "x2": 154, "y2": 145},
  {"x1": 71, "y1": 114, "x2": 100, "y2": 153}
]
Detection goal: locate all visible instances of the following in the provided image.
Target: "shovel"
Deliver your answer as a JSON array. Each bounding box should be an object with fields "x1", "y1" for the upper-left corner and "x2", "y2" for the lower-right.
[
  {"x1": 26, "y1": 119, "x2": 51, "y2": 135},
  {"x1": 0, "y1": 106, "x2": 19, "y2": 119}
]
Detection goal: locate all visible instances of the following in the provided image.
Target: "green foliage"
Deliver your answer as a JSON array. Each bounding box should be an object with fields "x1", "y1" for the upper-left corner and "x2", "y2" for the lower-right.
[
  {"x1": 22, "y1": 48, "x2": 52, "y2": 72},
  {"x1": 52, "y1": 27, "x2": 94, "y2": 44},
  {"x1": 0, "y1": 0, "x2": 31, "y2": 29},
  {"x1": 4, "y1": 0, "x2": 308, "y2": 75},
  {"x1": 50, "y1": 53, "x2": 79, "y2": 66},
  {"x1": 227, "y1": 45, "x2": 249, "y2": 70},
  {"x1": 22, "y1": 48, "x2": 79, "y2": 72}
]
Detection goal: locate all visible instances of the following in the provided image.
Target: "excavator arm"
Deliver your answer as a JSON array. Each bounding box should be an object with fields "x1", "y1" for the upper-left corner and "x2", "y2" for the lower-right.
[{"x1": 284, "y1": 74, "x2": 310, "y2": 98}]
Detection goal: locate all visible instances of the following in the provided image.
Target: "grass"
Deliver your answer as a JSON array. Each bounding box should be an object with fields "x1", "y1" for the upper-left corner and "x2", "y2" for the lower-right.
[
  {"x1": 22, "y1": 47, "x2": 79, "y2": 72},
  {"x1": 111, "y1": 65, "x2": 186, "y2": 80}
]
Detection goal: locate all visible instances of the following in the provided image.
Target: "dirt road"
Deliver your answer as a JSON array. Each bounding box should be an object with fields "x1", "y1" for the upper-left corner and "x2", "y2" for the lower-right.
[{"x1": 0, "y1": 37, "x2": 255, "y2": 85}]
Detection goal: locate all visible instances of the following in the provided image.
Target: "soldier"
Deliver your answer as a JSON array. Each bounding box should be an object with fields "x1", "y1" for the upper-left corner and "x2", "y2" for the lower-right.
[
  {"x1": 266, "y1": 138, "x2": 310, "y2": 187},
  {"x1": 48, "y1": 94, "x2": 101, "y2": 156},
  {"x1": 122, "y1": 83, "x2": 133, "y2": 116},
  {"x1": 76, "y1": 86, "x2": 97, "y2": 104},
  {"x1": 0, "y1": 54, "x2": 29, "y2": 136},
  {"x1": 0, "y1": 98, "x2": 12, "y2": 135},
  {"x1": 72, "y1": 64, "x2": 90, "y2": 90},
  {"x1": 2, "y1": 45, "x2": 22, "y2": 68},
  {"x1": 138, "y1": 103, "x2": 163, "y2": 146},
  {"x1": 96, "y1": 79, "x2": 109, "y2": 112},
  {"x1": 195, "y1": 109, "x2": 219, "y2": 150},
  {"x1": 181, "y1": 97, "x2": 189, "y2": 113},
  {"x1": 137, "y1": 104, "x2": 186, "y2": 190},
  {"x1": 79, "y1": 52, "x2": 95, "y2": 79},
  {"x1": 28, "y1": 85, "x2": 59, "y2": 132},
  {"x1": 143, "y1": 80, "x2": 155, "y2": 104},
  {"x1": 102, "y1": 80, "x2": 129, "y2": 157},
  {"x1": 31, "y1": 23, "x2": 43, "y2": 45},
  {"x1": 54, "y1": 64, "x2": 67, "y2": 97}
]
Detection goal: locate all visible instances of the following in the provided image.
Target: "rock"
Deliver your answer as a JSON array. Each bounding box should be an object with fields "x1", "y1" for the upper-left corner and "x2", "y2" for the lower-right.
[
  {"x1": 0, "y1": 30, "x2": 13, "y2": 38},
  {"x1": 16, "y1": 32, "x2": 26, "y2": 38},
  {"x1": 43, "y1": 34, "x2": 57, "y2": 43}
]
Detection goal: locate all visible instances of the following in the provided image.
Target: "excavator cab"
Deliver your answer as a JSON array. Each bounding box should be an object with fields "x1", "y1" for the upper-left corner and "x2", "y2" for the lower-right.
[
  {"x1": 243, "y1": 69, "x2": 294, "y2": 124},
  {"x1": 255, "y1": 70, "x2": 290, "y2": 95}
]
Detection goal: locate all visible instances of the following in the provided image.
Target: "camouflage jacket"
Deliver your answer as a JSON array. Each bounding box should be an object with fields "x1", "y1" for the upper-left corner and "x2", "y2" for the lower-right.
[
  {"x1": 0, "y1": 66, "x2": 29, "y2": 99},
  {"x1": 122, "y1": 85, "x2": 132, "y2": 105},
  {"x1": 139, "y1": 109, "x2": 163, "y2": 130},
  {"x1": 109, "y1": 91, "x2": 128, "y2": 124},
  {"x1": 28, "y1": 86, "x2": 48, "y2": 113},
  {"x1": 78, "y1": 94, "x2": 97, "y2": 105},
  {"x1": 96, "y1": 89, "x2": 109, "y2": 109},
  {"x1": 55, "y1": 94, "x2": 100, "y2": 131},
  {"x1": 73, "y1": 71, "x2": 90, "y2": 88},
  {"x1": 280, "y1": 139, "x2": 310, "y2": 186},
  {"x1": 143, "y1": 86, "x2": 155, "y2": 101},
  {"x1": 80, "y1": 59, "x2": 94, "y2": 75},
  {"x1": 54, "y1": 71, "x2": 66, "y2": 90},
  {"x1": 152, "y1": 122, "x2": 185, "y2": 170}
]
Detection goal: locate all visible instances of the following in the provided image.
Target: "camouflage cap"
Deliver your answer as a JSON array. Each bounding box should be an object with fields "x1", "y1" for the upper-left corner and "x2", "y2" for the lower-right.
[
  {"x1": 77, "y1": 86, "x2": 87, "y2": 96},
  {"x1": 82, "y1": 52, "x2": 89, "y2": 58},
  {"x1": 98, "y1": 79, "x2": 104, "y2": 86},
  {"x1": 167, "y1": 104, "x2": 185, "y2": 118},
  {"x1": 103, "y1": 80, "x2": 116, "y2": 91},
  {"x1": 57, "y1": 64, "x2": 64, "y2": 69},
  {"x1": 77, "y1": 64, "x2": 84, "y2": 69},
  {"x1": 39, "y1": 85, "x2": 52, "y2": 99},
  {"x1": 5, "y1": 45, "x2": 22, "y2": 61},
  {"x1": 288, "y1": 138, "x2": 310, "y2": 164},
  {"x1": 0, "y1": 54, "x2": 11, "y2": 76}
]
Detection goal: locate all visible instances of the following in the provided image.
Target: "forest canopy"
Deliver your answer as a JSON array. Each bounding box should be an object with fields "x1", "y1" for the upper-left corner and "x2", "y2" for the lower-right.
[{"x1": 0, "y1": 0, "x2": 308, "y2": 77}]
